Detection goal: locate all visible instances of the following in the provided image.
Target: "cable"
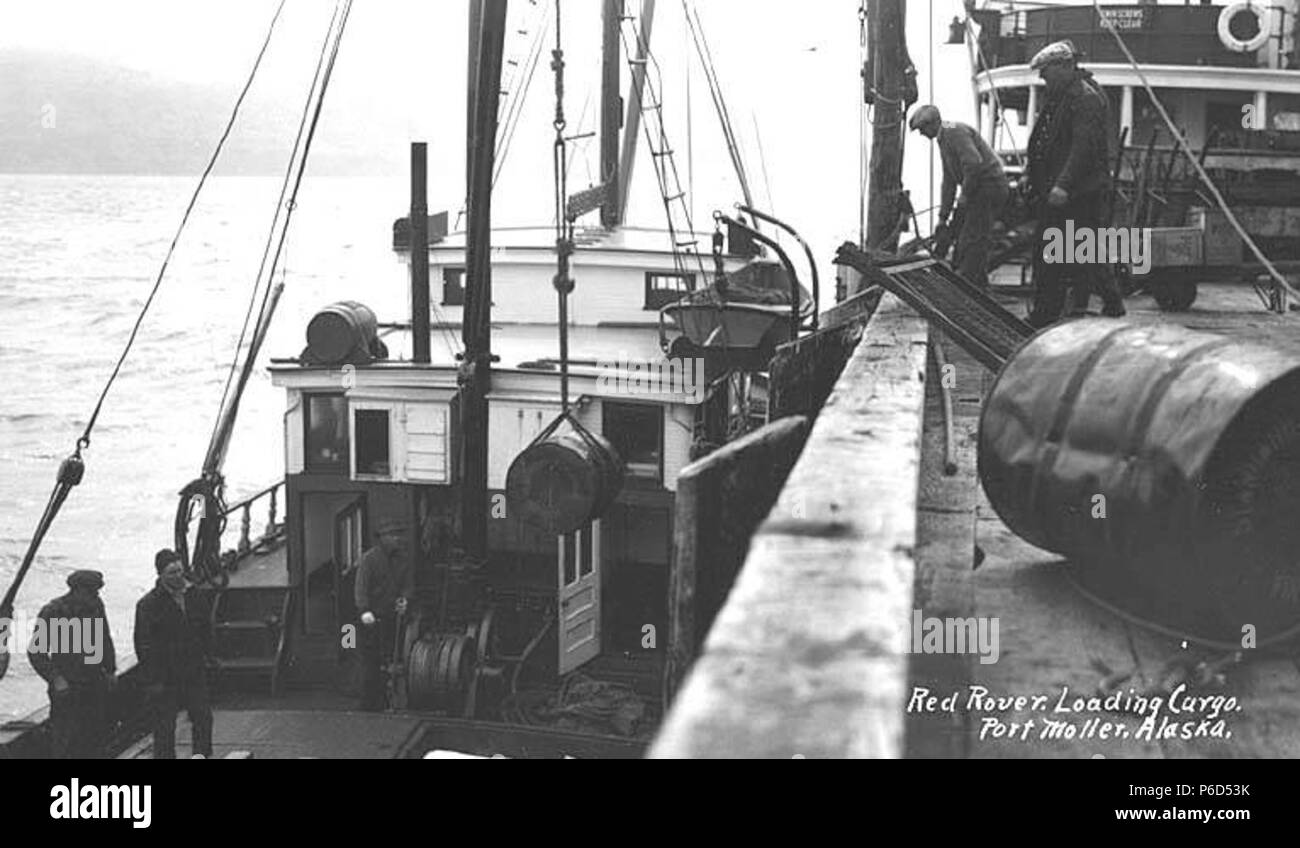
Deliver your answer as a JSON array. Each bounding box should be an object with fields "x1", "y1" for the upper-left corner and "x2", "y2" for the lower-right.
[
  {"x1": 77, "y1": 0, "x2": 287, "y2": 452},
  {"x1": 682, "y1": 0, "x2": 755, "y2": 213},
  {"x1": 209, "y1": 0, "x2": 343, "y2": 461},
  {"x1": 204, "y1": 0, "x2": 355, "y2": 476},
  {"x1": 1060, "y1": 565, "x2": 1300, "y2": 654}
]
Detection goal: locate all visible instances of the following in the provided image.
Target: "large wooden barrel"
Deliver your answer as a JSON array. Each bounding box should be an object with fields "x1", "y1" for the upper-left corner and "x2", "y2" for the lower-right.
[
  {"x1": 506, "y1": 428, "x2": 625, "y2": 535},
  {"x1": 979, "y1": 320, "x2": 1300, "y2": 643},
  {"x1": 304, "y1": 301, "x2": 379, "y2": 365}
]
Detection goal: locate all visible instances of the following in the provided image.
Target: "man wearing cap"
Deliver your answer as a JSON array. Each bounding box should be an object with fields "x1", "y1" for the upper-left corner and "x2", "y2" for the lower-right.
[
  {"x1": 135, "y1": 549, "x2": 213, "y2": 758},
  {"x1": 354, "y1": 518, "x2": 414, "y2": 711},
  {"x1": 28, "y1": 570, "x2": 117, "y2": 758},
  {"x1": 910, "y1": 105, "x2": 1009, "y2": 288},
  {"x1": 1026, "y1": 39, "x2": 1127, "y2": 326}
]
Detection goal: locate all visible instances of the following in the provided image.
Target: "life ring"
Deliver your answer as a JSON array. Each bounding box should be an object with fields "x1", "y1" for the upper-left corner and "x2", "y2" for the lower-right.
[{"x1": 1218, "y1": 2, "x2": 1271, "y2": 54}]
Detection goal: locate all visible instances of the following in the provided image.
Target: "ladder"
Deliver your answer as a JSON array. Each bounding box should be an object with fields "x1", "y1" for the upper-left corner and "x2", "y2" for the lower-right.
[{"x1": 620, "y1": 11, "x2": 706, "y2": 287}]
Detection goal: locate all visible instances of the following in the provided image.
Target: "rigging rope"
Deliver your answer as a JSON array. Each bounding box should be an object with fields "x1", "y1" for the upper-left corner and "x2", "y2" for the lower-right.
[
  {"x1": 682, "y1": 0, "x2": 755, "y2": 215},
  {"x1": 209, "y1": 0, "x2": 345, "y2": 470},
  {"x1": 184, "y1": 0, "x2": 355, "y2": 586},
  {"x1": 552, "y1": 0, "x2": 574, "y2": 414},
  {"x1": 619, "y1": 11, "x2": 707, "y2": 285},
  {"x1": 79, "y1": 0, "x2": 287, "y2": 453},
  {"x1": 0, "y1": 1, "x2": 288, "y2": 679},
  {"x1": 495, "y1": 0, "x2": 554, "y2": 190},
  {"x1": 456, "y1": 0, "x2": 553, "y2": 231}
]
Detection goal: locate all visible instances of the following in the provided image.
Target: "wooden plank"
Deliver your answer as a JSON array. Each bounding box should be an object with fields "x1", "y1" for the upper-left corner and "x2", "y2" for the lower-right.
[
  {"x1": 651, "y1": 294, "x2": 928, "y2": 758},
  {"x1": 666, "y1": 415, "x2": 812, "y2": 705}
]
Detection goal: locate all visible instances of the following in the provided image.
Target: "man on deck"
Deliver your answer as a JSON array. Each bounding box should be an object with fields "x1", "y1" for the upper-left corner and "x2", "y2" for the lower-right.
[
  {"x1": 355, "y1": 518, "x2": 413, "y2": 711},
  {"x1": 909, "y1": 104, "x2": 1010, "y2": 289},
  {"x1": 28, "y1": 570, "x2": 117, "y2": 758},
  {"x1": 135, "y1": 549, "x2": 213, "y2": 758},
  {"x1": 1025, "y1": 39, "x2": 1127, "y2": 326}
]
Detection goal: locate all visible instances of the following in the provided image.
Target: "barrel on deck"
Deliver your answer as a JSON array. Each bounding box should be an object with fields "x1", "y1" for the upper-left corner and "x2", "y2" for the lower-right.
[
  {"x1": 304, "y1": 301, "x2": 380, "y2": 365},
  {"x1": 506, "y1": 429, "x2": 625, "y2": 535},
  {"x1": 979, "y1": 320, "x2": 1300, "y2": 642}
]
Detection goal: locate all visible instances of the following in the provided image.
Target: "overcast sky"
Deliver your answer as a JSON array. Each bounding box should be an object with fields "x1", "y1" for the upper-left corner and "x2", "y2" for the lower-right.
[{"x1": 0, "y1": 0, "x2": 994, "y2": 256}]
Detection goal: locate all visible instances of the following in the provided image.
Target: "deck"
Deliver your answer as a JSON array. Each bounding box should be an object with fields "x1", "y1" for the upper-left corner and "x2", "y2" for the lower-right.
[
  {"x1": 952, "y1": 284, "x2": 1300, "y2": 759},
  {"x1": 654, "y1": 282, "x2": 1300, "y2": 758},
  {"x1": 115, "y1": 708, "x2": 646, "y2": 759}
]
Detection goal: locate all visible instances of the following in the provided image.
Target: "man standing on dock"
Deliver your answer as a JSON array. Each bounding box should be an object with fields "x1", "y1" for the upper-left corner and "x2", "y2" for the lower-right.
[
  {"x1": 28, "y1": 570, "x2": 117, "y2": 758},
  {"x1": 355, "y1": 518, "x2": 413, "y2": 711},
  {"x1": 1025, "y1": 40, "x2": 1127, "y2": 327},
  {"x1": 135, "y1": 549, "x2": 213, "y2": 758},
  {"x1": 909, "y1": 105, "x2": 1009, "y2": 289}
]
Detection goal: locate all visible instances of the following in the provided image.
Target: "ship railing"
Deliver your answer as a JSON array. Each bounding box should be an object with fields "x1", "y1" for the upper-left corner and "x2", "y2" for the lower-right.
[{"x1": 222, "y1": 481, "x2": 285, "y2": 560}]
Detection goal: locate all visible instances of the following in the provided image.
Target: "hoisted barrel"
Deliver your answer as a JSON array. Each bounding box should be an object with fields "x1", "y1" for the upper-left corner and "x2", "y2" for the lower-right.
[
  {"x1": 302, "y1": 301, "x2": 386, "y2": 366},
  {"x1": 506, "y1": 426, "x2": 625, "y2": 536},
  {"x1": 979, "y1": 320, "x2": 1300, "y2": 644}
]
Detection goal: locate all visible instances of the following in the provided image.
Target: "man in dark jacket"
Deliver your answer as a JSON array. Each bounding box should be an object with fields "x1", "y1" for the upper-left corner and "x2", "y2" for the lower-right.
[
  {"x1": 28, "y1": 570, "x2": 117, "y2": 758},
  {"x1": 910, "y1": 104, "x2": 1010, "y2": 288},
  {"x1": 354, "y1": 518, "x2": 413, "y2": 711},
  {"x1": 134, "y1": 549, "x2": 213, "y2": 758},
  {"x1": 1026, "y1": 40, "x2": 1127, "y2": 327}
]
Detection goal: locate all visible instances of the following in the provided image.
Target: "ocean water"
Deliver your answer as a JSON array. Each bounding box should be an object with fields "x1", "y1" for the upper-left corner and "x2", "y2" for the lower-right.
[
  {"x1": 0, "y1": 170, "x2": 861, "y2": 725},
  {"x1": 0, "y1": 174, "x2": 412, "y2": 721}
]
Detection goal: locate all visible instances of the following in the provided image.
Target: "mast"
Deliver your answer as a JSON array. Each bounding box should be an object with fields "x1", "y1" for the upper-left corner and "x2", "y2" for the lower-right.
[
  {"x1": 411, "y1": 142, "x2": 430, "y2": 365},
  {"x1": 865, "y1": 0, "x2": 908, "y2": 251},
  {"x1": 462, "y1": 0, "x2": 509, "y2": 561},
  {"x1": 599, "y1": 0, "x2": 623, "y2": 228},
  {"x1": 617, "y1": 0, "x2": 655, "y2": 225}
]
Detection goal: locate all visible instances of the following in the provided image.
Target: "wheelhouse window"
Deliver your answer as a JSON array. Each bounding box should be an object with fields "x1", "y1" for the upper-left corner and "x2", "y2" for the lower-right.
[
  {"x1": 644, "y1": 272, "x2": 695, "y2": 310},
  {"x1": 304, "y1": 394, "x2": 348, "y2": 473},
  {"x1": 442, "y1": 266, "x2": 465, "y2": 306},
  {"x1": 354, "y1": 409, "x2": 392, "y2": 478},
  {"x1": 603, "y1": 402, "x2": 664, "y2": 483}
]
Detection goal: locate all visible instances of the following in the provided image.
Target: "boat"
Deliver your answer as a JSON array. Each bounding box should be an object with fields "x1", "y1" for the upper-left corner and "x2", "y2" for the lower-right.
[
  {"x1": 957, "y1": 0, "x2": 1300, "y2": 310},
  {"x1": 0, "y1": 0, "x2": 823, "y2": 759},
  {"x1": 651, "y1": 0, "x2": 1300, "y2": 760}
]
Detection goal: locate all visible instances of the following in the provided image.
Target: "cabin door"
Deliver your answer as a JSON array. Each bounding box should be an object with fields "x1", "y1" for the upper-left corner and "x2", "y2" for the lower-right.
[
  {"x1": 333, "y1": 498, "x2": 366, "y2": 640},
  {"x1": 557, "y1": 520, "x2": 601, "y2": 674}
]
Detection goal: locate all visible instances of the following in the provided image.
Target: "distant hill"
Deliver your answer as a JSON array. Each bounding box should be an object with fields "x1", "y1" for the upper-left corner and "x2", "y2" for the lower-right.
[{"x1": 0, "y1": 50, "x2": 406, "y2": 176}]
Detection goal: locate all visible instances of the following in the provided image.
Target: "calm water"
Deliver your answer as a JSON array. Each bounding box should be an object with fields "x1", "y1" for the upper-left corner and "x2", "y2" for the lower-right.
[{"x1": 0, "y1": 174, "x2": 412, "y2": 721}]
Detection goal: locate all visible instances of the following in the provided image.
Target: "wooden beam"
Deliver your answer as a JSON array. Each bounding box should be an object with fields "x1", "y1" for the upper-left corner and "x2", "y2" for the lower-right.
[
  {"x1": 651, "y1": 294, "x2": 928, "y2": 758},
  {"x1": 866, "y1": 0, "x2": 909, "y2": 251}
]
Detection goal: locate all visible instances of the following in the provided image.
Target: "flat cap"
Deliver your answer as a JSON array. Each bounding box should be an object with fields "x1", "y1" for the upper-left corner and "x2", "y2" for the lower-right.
[
  {"x1": 155, "y1": 548, "x2": 181, "y2": 573},
  {"x1": 67, "y1": 569, "x2": 104, "y2": 590},
  {"x1": 1029, "y1": 40, "x2": 1078, "y2": 71},
  {"x1": 909, "y1": 104, "x2": 942, "y2": 131},
  {"x1": 377, "y1": 517, "x2": 409, "y2": 535}
]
